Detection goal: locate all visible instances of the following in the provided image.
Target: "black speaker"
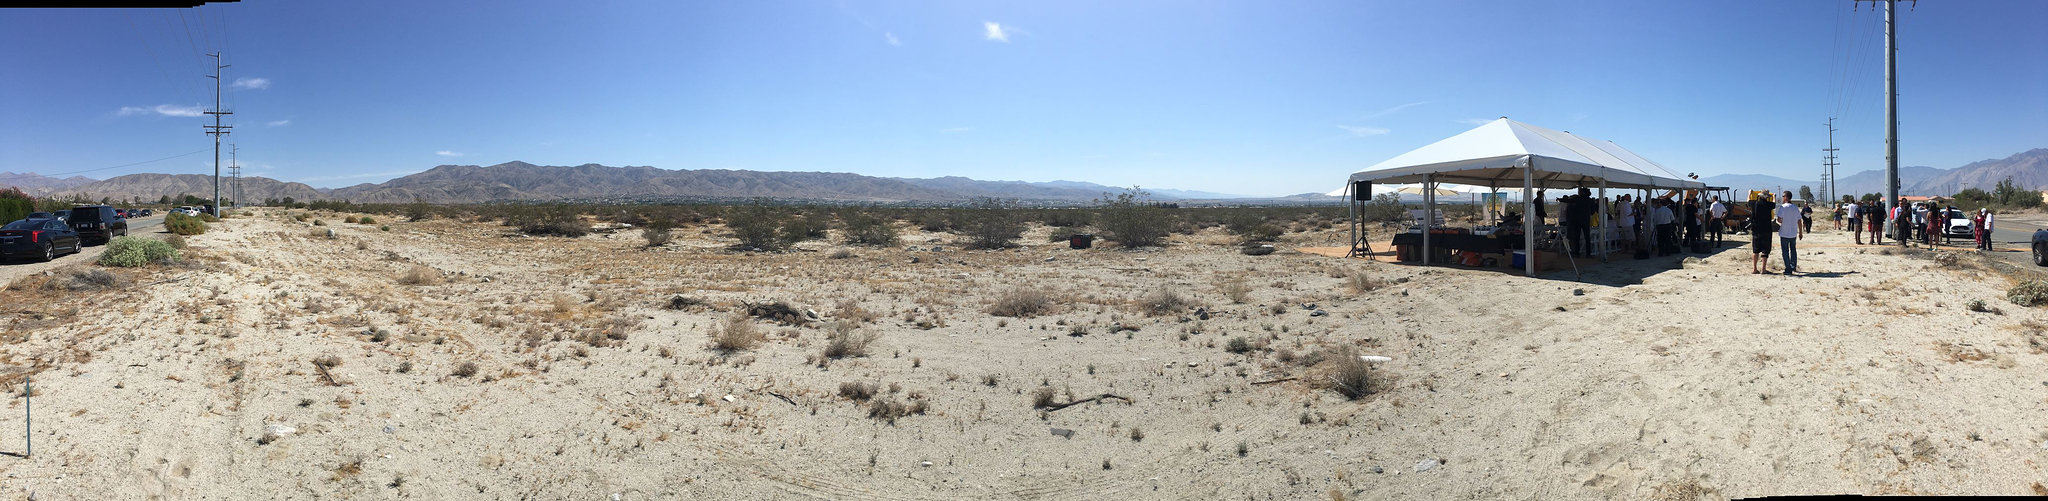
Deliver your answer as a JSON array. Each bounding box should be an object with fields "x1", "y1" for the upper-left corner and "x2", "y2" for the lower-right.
[{"x1": 1353, "y1": 181, "x2": 1371, "y2": 201}]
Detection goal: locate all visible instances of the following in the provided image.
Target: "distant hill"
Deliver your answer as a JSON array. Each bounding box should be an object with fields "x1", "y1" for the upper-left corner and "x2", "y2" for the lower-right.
[
  {"x1": 328, "y1": 162, "x2": 963, "y2": 204},
  {"x1": 1834, "y1": 165, "x2": 1945, "y2": 198},
  {"x1": 1906, "y1": 148, "x2": 2048, "y2": 195},
  {"x1": 0, "y1": 171, "x2": 97, "y2": 195},
  {"x1": 894, "y1": 177, "x2": 1252, "y2": 202},
  {"x1": 1698, "y1": 173, "x2": 1818, "y2": 196},
  {"x1": 49, "y1": 173, "x2": 326, "y2": 204}
]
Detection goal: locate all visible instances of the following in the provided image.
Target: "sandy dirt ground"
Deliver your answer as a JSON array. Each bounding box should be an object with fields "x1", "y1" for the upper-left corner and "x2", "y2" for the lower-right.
[{"x1": 5, "y1": 208, "x2": 2048, "y2": 500}]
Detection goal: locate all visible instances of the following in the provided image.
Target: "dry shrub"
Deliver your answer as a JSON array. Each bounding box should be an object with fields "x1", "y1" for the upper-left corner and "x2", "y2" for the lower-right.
[
  {"x1": 48, "y1": 268, "x2": 124, "y2": 292},
  {"x1": 834, "y1": 298, "x2": 877, "y2": 324},
  {"x1": 312, "y1": 355, "x2": 343, "y2": 368},
  {"x1": 708, "y1": 313, "x2": 765, "y2": 352},
  {"x1": 642, "y1": 219, "x2": 675, "y2": 248},
  {"x1": 988, "y1": 287, "x2": 1056, "y2": 317},
  {"x1": 822, "y1": 322, "x2": 879, "y2": 359},
  {"x1": 867, "y1": 395, "x2": 927, "y2": 424},
  {"x1": 1030, "y1": 386, "x2": 1058, "y2": 408},
  {"x1": 1322, "y1": 347, "x2": 1373, "y2": 400},
  {"x1": 2009, "y1": 279, "x2": 2048, "y2": 307},
  {"x1": 452, "y1": 361, "x2": 480, "y2": 378},
  {"x1": 1137, "y1": 287, "x2": 1194, "y2": 316},
  {"x1": 838, "y1": 381, "x2": 878, "y2": 401},
  {"x1": 397, "y1": 265, "x2": 441, "y2": 286},
  {"x1": 1345, "y1": 273, "x2": 1389, "y2": 294},
  {"x1": 1216, "y1": 276, "x2": 1253, "y2": 303}
]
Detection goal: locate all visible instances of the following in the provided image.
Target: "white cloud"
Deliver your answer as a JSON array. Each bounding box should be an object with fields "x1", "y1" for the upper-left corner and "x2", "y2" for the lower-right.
[
  {"x1": 1363, "y1": 101, "x2": 1430, "y2": 120},
  {"x1": 435, "y1": 150, "x2": 465, "y2": 157},
  {"x1": 231, "y1": 77, "x2": 271, "y2": 90},
  {"x1": 267, "y1": 119, "x2": 292, "y2": 127},
  {"x1": 885, "y1": 32, "x2": 901, "y2": 46},
  {"x1": 1336, "y1": 125, "x2": 1390, "y2": 137},
  {"x1": 940, "y1": 127, "x2": 972, "y2": 134},
  {"x1": 118, "y1": 104, "x2": 205, "y2": 117},
  {"x1": 984, "y1": 22, "x2": 1008, "y2": 42}
]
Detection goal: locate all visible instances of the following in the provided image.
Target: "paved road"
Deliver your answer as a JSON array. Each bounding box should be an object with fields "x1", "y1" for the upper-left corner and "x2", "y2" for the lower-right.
[
  {"x1": 0, "y1": 215, "x2": 166, "y2": 283},
  {"x1": 1844, "y1": 214, "x2": 2048, "y2": 268}
]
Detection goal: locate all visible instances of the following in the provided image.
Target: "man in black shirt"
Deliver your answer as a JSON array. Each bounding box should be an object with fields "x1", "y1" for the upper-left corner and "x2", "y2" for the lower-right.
[
  {"x1": 1749, "y1": 194, "x2": 1776, "y2": 274},
  {"x1": 1560, "y1": 187, "x2": 1595, "y2": 257},
  {"x1": 1682, "y1": 197, "x2": 1702, "y2": 253}
]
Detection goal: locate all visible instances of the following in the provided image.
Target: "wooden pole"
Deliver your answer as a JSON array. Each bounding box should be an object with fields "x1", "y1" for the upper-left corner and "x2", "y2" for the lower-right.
[{"x1": 23, "y1": 374, "x2": 30, "y2": 459}]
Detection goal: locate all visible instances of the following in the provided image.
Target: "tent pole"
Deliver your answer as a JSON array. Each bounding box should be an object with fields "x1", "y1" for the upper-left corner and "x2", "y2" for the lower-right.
[
  {"x1": 1523, "y1": 161, "x2": 1536, "y2": 277},
  {"x1": 1599, "y1": 179, "x2": 1609, "y2": 263},
  {"x1": 1423, "y1": 175, "x2": 1434, "y2": 267},
  {"x1": 1347, "y1": 181, "x2": 1357, "y2": 257}
]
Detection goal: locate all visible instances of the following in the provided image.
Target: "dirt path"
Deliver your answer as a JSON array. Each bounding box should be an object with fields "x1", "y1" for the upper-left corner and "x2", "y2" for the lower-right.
[{"x1": 0, "y1": 215, "x2": 165, "y2": 283}]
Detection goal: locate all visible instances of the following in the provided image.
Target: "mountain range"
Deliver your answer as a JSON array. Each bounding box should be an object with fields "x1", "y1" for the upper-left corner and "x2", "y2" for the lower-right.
[{"x1": 8, "y1": 148, "x2": 2041, "y2": 205}]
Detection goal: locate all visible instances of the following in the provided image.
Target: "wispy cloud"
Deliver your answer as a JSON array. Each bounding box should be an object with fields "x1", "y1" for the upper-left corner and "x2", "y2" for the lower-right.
[
  {"x1": 435, "y1": 150, "x2": 464, "y2": 157},
  {"x1": 1363, "y1": 101, "x2": 1430, "y2": 120},
  {"x1": 885, "y1": 32, "x2": 901, "y2": 46},
  {"x1": 984, "y1": 22, "x2": 1009, "y2": 42},
  {"x1": 230, "y1": 77, "x2": 270, "y2": 90},
  {"x1": 1336, "y1": 125, "x2": 1390, "y2": 137},
  {"x1": 267, "y1": 119, "x2": 291, "y2": 127},
  {"x1": 118, "y1": 104, "x2": 205, "y2": 118},
  {"x1": 939, "y1": 127, "x2": 972, "y2": 134}
]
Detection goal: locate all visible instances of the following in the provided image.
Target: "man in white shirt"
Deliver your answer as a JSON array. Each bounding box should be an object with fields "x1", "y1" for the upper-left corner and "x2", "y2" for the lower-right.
[
  {"x1": 1981, "y1": 209, "x2": 1997, "y2": 251},
  {"x1": 1708, "y1": 196, "x2": 1728, "y2": 246},
  {"x1": 1652, "y1": 199, "x2": 1677, "y2": 256},
  {"x1": 1775, "y1": 191, "x2": 1805, "y2": 275}
]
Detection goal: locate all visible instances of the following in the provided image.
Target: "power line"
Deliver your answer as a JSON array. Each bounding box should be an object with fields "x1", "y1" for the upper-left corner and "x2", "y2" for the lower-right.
[{"x1": 205, "y1": 52, "x2": 233, "y2": 217}]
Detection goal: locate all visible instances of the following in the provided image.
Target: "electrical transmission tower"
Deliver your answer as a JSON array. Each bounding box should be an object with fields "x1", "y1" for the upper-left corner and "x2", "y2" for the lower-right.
[
  {"x1": 204, "y1": 52, "x2": 233, "y2": 217},
  {"x1": 1823, "y1": 118, "x2": 1839, "y2": 203}
]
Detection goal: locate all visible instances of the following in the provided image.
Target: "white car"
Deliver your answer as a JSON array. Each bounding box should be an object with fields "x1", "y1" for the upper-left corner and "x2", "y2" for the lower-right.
[{"x1": 1941, "y1": 209, "x2": 1974, "y2": 239}]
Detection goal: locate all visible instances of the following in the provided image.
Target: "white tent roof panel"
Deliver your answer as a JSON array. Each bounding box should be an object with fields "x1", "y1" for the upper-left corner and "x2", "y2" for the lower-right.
[{"x1": 1344, "y1": 118, "x2": 1704, "y2": 191}]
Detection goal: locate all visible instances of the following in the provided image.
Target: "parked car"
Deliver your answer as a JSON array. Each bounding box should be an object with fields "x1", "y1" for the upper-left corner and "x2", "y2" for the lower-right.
[
  {"x1": 52, "y1": 209, "x2": 69, "y2": 221},
  {"x1": 138, "y1": 209, "x2": 153, "y2": 217},
  {"x1": 26, "y1": 212, "x2": 55, "y2": 220},
  {"x1": 66, "y1": 205, "x2": 128, "y2": 245},
  {"x1": 1941, "y1": 208, "x2": 1974, "y2": 239},
  {"x1": 114, "y1": 209, "x2": 129, "y2": 219},
  {"x1": 0, "y1": 218, "x2": 83, "y2": 262},
  {"x1": 2035, "y1": 229, "x2": 2048, "y2": 266}
]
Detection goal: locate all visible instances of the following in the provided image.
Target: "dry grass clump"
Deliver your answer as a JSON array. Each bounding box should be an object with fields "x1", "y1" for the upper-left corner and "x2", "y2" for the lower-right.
[
  {"x1": 1345, "y1": 273, "x2": 1389, "y2": 294},
  {"x1": 1216, "y1": 276, "x2": 1253, "y2": 303},
  {"x1": 451, "y1": 361, "x2": 480, "y2": 378},
  {"x1": 1321, "y1": 347, "x2": 1374, "y2": 400},
  {"x1": 822, "y1": 322, "x2": 879, "y2": 359},
  {"x1": 1137, "y1": 287, "x2": 1195, "y2": 316},
  {"x1": 397, "y1": 265, "x2": 441, "y2": 286},
  {"x1": 50, "y1": 268, "x2": 124, "y2": 292},
  {"x1": 838, "y1": 381, "x2": 879, "y2": 401},
  {"x1": 708, "y1": 313, "x2": 765, "y2": 352},
  {"x1": 988, "y1": 287, "x2": 1056, "y2": 317},
  {"x1": 1030, "y1": 386, "x2": 1058, "y2": 408},
  {"x1": 834, "y1": 298, "x2": 878, "y2": 324},
  {"x1": 312, "y1": 355, "x2": 343, "y2": 368},
  {"x1": 867, "y1": 394, "x2": 928, "y2": 424}
]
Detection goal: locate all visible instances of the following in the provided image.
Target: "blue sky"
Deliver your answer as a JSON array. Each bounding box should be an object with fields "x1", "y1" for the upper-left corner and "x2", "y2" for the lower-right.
[{"x1": 1, "y1": 0, "x2": 2043, "y2": 197}]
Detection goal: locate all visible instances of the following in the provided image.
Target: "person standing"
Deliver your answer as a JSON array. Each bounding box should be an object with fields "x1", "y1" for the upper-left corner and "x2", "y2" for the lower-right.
[
  {"x1": 1894, "y1": 200, "x2": 1913, "y2": 246},
  {"x1": 1846, "y1": 200, "x2": 1862, "y2": 244},
  {"x1": 1801, "y1": 203, "x2": 1814, "y2": 233},
  {"x1": 1750, "y1": 193, "x2": 1776, "y2": 274},
  {"x1": 1866, "y1": 200, "x2": 1882, "y2": 239},
  {"x1": 1776, "y1": 191, "x2": 1805, "y2": 275},
  {"x1": 1561, "y1": 188, "x2": 1594, "y2": 257},
  {"x1": 1652, "y1": 199, "x2": 1677, "y2": 256},
  {"x1": 1974, "y1": 208, "x2": 1990, "y2": 250},
  {"x1": 1708, "y1": 196, "x2": 1727, "y2": 246},
  {"x1": 1682, "y1": 197, "x2": 1702, "y2": 253},
  {"x1": 1972, "y1": 209, "x2": 1987, "y2": 252}
]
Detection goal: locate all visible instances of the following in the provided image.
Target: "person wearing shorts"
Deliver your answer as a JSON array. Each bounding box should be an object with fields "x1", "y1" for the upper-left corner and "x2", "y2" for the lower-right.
[{"x1": 1750, "y1": 194, "x2": 1776, "y2": 274}]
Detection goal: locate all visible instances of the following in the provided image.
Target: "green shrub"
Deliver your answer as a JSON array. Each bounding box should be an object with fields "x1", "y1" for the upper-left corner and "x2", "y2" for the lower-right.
[
  {"x1": 839, "y1": 210, "x2": 899, "y2": 246},
  {"x1": 312, "y1": 219, "x2": 326, "y2": 226},
  {"x1": 1096, "y1": 188, "x2": 1171, "y2": 248},
  {"x1": 199, "y1": 213, "x2": 219, "y2": 223},
  {"x1": 380, "y1": 225, "x2": 391, "y2": 231},
  {"x1": 779, "y1": 214, "x2": 829, "y2": 243},
  {"x1": 510, "y1": 205, "x2": 587, "y2": 237},
  {"x1": 2009, "y1": 279, "x2": 2048, "y2": 307},
  {"x1": 725, "y1": 200, "x2": 787, "y2": 250},
  {"x1": 957, "y1": 197, "x2": 1025, "y2": 249},
  {"x1": 642, "y1": 218, "x2": 675, "y2": 248},
  {"x1": 358, "y1": 216, "x2": 376, "y2": 224},
  {"x1": 165, "y1": 212, "x2": 209, "y2": 235},
  {"x1": 96, "y1": 236, "x2": 179, "y2": 267},
  {"x1": 0, "y1": 187, "x2": 33, "y2": 224}
]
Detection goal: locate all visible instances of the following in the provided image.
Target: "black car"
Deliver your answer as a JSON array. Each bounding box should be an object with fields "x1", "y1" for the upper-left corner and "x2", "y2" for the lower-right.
[
  {"x1": 0, "y1": 218, "x2": 83, "y2": 262},
  {"x1": 67, "y1": 205, "x2": 128, "y2": 245},
  {"x1": 2034, "y1": 228, "x2": 2048, "y2": 266}
]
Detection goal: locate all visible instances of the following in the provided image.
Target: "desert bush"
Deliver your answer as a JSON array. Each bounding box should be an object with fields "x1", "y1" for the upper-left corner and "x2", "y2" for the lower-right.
[
  {"x1": 2009, "y1": 280, "x2": 2048, "y2": 307},
  {"x1": 642, "y1": 218, "x2": 675, "y2": 248},
  {"x1": 379, "y1": 225, "x2": 390, "y2": 232},
  {"x1": 397, "y1": 265, "x2": 441, "y2": 285},
  {"x1": 165, "y1": 212, "x2": 209, "y2": 235},
  {"x1": 451, "y1": 361, "x2": 479, "y2": 378},
  {"x1": 1225, "y1": 212, "x2": 1283, "y2": 242},
  {"x1": 199, "y1": 213, "x2": 219, "y2": 223},
  {"x1": 96, "y1": 237, "x2": 179, "y2": 267},
  {"x1": 725, "y1": 199, "x2": 787, "y2": 250},
  {"x1": 1361, "y1": 194, "x2": 1406, "y2": 224},
  {"x1": 780, "y1": 213, "x2": 830, "y2": 243},
  {"x1": 839, "y1": 210, "x2": 899, "y2": 246},
  {"x1": 404, "y1": 197, "x2": 433, "y2": 222},
  {"x1": 1324, "y1": 347, "x2": 1374, "y2": 400},
  {"x1": 708, "y1": 313, "x2": 765, "y2": 352},
  {"x1": 163, "y1": 234, "x2": 187, "y2": 249},
  {"x1": 0, "y1": 187, "x2": 32, "y2": 225},
  {"x1": 342, "y1": 216, "x2": 358, "y2": 224},
  {"x1": 1225, "y1": 336, "x2": 1252, "y2": 354},
  {"x1": 838, "y1": 381, "x2": 878, "y2": 401},
  {"x1": 1137, "y1": 287, "x2": 1194, "y2": 316},
  {"x1": 511, "y1": 205, "x2": 588, "y2": 237},
  {"x1": 988, "y1": 287, "x2": 1056, "y2": 317},
  {"x1": 822, "y1": 323, "x2": 879, "y2": 359},
  {"x1": 828, "y1": 248, "x2": 856, "y2": 259},
  {"x1": 358, "y1": 216, "x2": 376, "y2": 224},
  {"x1": 1345, "y1": 273, "x2": 1389, "y2": 294},
  {"x1": 312, "y1": 355, "x2": 343, "y2": 368},
  {"x1": 1096, "y1": 188, "x2": 1171, "y2": 248},
  {"x1": 957, "y1": 197, "x2": 1025, "y2": 249},
  {"x1": 1216, "y1": 276, "x2": 1252, "y2": 303},
  {"x1": 1030, "y1": 386, "x2": 1058, "y2": 408}
]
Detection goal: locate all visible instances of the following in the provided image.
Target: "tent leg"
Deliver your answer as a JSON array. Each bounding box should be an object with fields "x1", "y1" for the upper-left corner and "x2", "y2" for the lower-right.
[
  {"x1": 1598, "y1": 180, "x2": 1609, "y2": 263},
  {"x1": 1423, "y1": 175, "x2": 1434, "y2": 267},
  {"x1": 1523, "y1": 163, "x2": 1536, "y2": 277}
]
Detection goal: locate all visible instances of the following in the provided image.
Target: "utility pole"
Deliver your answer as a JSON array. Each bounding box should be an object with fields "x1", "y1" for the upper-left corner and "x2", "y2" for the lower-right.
[
  {"x1": 1823, "y1": 118, "x2": 1840, "y2": 204},
  {"x1": 1855, "y1": 0, "x2": 1906, "y2": 246},
  {"x1": 229, "y1": 144, "x2": 241, "y2": 208},
  {"x1": 204, "y1": 52, "x2": 233, "y2": 218}
]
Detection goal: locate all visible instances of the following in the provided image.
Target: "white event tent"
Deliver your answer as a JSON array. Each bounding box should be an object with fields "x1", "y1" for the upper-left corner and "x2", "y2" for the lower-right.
[{"x1": 1341, "y1": 118, "x2": 1705, "y2": 276}]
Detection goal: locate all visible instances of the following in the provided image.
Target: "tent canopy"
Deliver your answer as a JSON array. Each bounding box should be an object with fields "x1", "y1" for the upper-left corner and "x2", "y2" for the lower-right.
[{"x1": 1344, "y1": 118, "x2": 1705, "y2": 191}]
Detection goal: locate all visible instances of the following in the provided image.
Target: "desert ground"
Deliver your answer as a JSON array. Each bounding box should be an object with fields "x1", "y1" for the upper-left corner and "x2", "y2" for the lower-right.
[{"x1": 5, "y1": 207, "x2": 2048, "y2": 499}]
